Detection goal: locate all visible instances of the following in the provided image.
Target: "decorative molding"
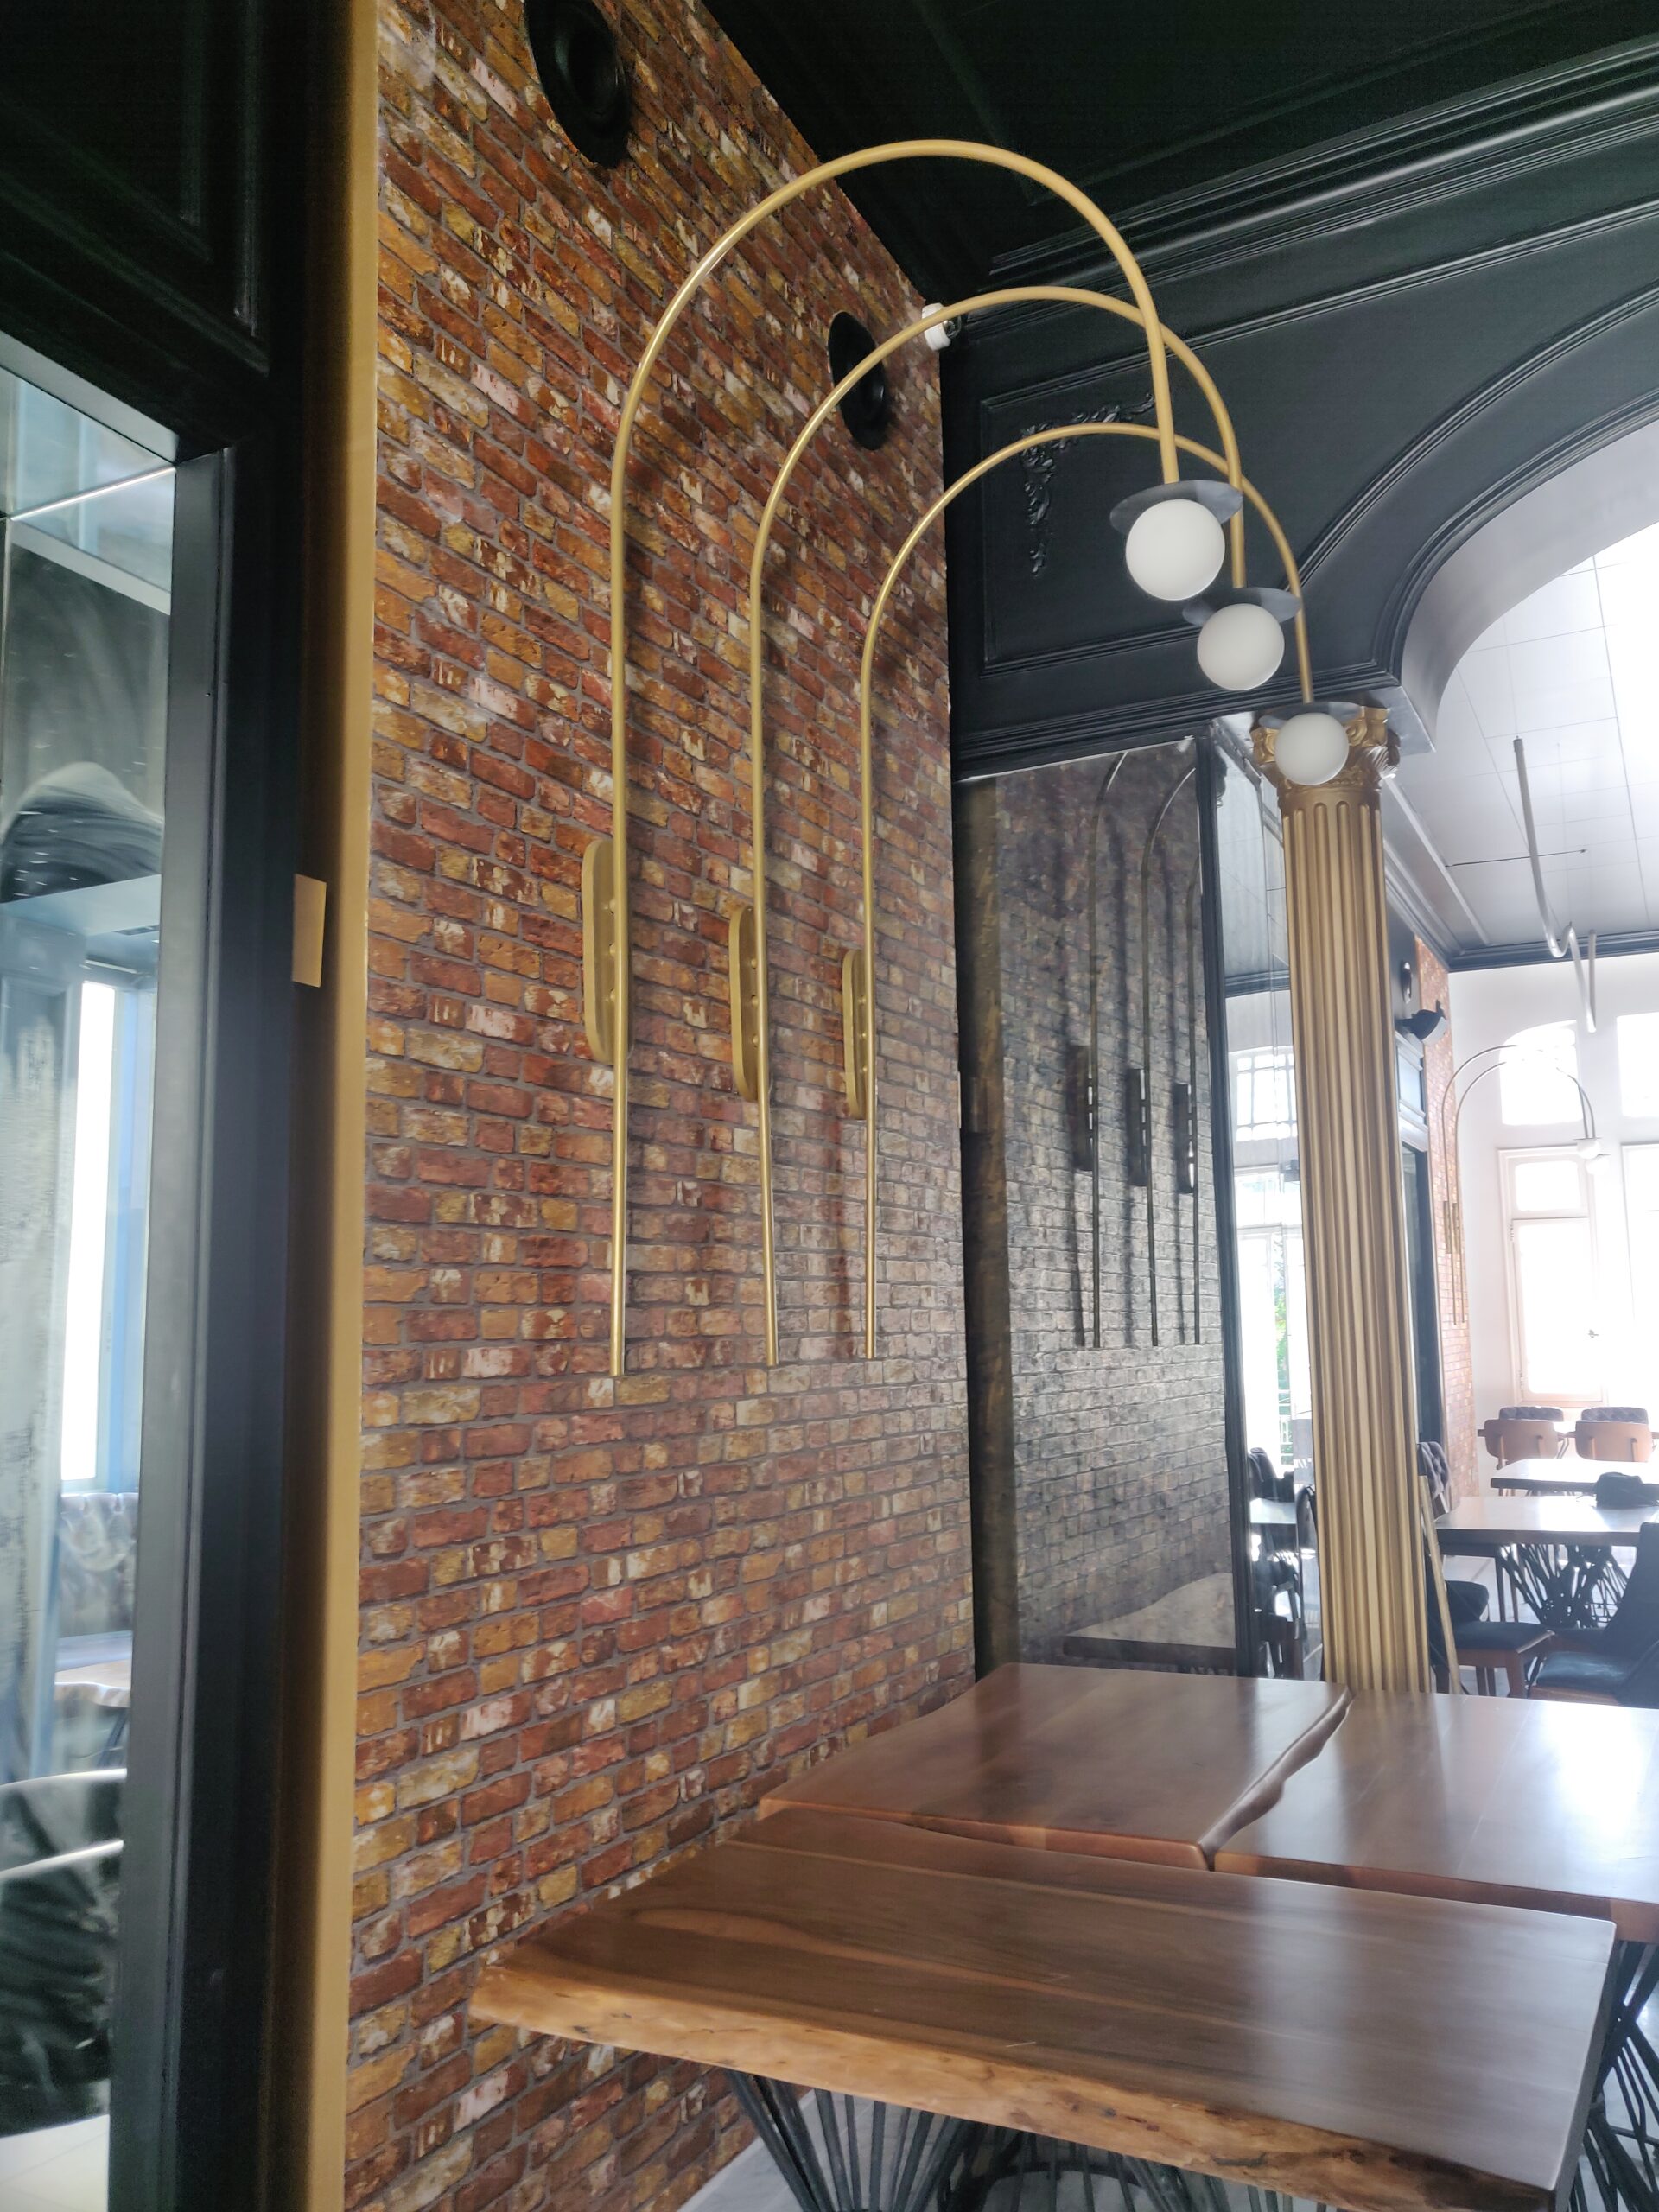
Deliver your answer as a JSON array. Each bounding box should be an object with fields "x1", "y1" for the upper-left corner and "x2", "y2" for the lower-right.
[{"x1": 989, "y1": 31, "x2": 1659, "y2": 292}]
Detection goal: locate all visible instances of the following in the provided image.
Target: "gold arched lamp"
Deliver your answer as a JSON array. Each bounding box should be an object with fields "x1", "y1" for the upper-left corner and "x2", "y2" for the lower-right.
[
  {"x1": 591, "y1": 138, "x2": 1282, "y2": 1374},
  {"x1": 840, "y1": 419, "x2": 1308, "y2": 1355}
]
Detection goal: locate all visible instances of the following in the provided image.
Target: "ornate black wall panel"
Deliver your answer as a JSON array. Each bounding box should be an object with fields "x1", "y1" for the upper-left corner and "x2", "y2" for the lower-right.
[
  {"x1": 699, "y1": 0, "x2": 1656, "y2": 303},
  {"x1": 0, "y1": 0, "x2": 283, "y2": 443},
  {"x1": 941, "y1": 36, "x2": 1659, "y2": 776}
]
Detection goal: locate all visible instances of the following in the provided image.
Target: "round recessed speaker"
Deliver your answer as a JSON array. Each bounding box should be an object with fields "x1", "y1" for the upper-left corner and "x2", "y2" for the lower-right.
[
  {"x1": 525, "y1": 0, "x2": 630, "y2": 168},
  {"x1": 828, "y1": 313, "x2": 891, "y2": 451}
]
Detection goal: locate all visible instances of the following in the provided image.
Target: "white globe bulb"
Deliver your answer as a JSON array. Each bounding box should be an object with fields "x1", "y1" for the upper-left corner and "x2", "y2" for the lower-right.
[
  {"x1": 1124, "y1": 498, "x2": 1226, "y2": 602},
  {"x1": 1273, "y1": 710, "x2": 1350, "y2": 787},
  {"x1": 1196, "y1": 601, "x2": 1286, "y2": 690}
]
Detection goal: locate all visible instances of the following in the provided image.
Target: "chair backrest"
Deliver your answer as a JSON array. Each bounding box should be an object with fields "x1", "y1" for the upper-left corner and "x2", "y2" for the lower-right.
[
  {"x1": 1248, "y1": 1446, "x2": 1293, "y2": 1502},
  {"x1": 1418, "y1": 1440, "x2": 1452, "y2": 1517},
  {"x1": 1483, "y1": 1416, "x2": 1561, "y2": 1465},
  {"x1": 1600, "y1": 1522, "x2": 1659, "y2": 1659},
  {"x1": 1500, "y1": 1405, "x2": 1566, "y2": 1422},
  {"x1": 1595, "y1": 1471, "x2": 1659, "y2": 1511},
  {"x1": 1576, "y1": 1417, "x2": 1653, "y2": 1464},
  {"x1": 1418, "y1": 1483, "x2": 1465, "y2": 1694},
  {"x1": 0, "y1": 1772, "x2": 123, "y2": 2134},
  {"x1": 55, "y1": 1492, "x2": 139, "y2": 1638}
]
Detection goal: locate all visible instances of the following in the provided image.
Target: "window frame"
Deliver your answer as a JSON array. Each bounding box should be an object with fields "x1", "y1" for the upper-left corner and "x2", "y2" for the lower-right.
[{"x1": 1499, "y1": 1143, "x2": 1603, "y2": 1408}]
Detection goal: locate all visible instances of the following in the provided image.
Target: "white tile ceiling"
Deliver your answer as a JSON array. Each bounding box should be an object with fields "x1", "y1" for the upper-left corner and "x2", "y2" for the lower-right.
[{"x1": 1393, "y1": 523, "x2": 1659, "y2": 950}]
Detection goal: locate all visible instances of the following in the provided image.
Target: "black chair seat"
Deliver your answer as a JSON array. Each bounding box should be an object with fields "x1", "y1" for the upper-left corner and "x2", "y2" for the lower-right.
[
  {"x1": 1533, "y1": 1647, "x2": 1642, "y2": 1699},
  {"x1": 1453, "y1": 1619, "x2": 1548, "y2": 1657},
  {"x1": 1446, "y1": 1579, "x2": 1489, "y2": 1625}
]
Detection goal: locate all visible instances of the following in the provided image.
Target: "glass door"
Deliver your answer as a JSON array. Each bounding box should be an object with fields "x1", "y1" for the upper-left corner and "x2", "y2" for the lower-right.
[{"x1": 0, "y1": 361, "x2": 174, "y2": 2208}]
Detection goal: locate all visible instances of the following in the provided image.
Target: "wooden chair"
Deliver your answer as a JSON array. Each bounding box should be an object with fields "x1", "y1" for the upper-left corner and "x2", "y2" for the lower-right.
[
  {"x1": 1573, "y1": 1407, "x2": 1652, "y2": 1462},
  {"x1": 1421, "y1": 1485, "x2": 1549, "y2": 1695},
  {"x1": 1481, "y1": 1413, "x2": 1565, "y2": 1465}
]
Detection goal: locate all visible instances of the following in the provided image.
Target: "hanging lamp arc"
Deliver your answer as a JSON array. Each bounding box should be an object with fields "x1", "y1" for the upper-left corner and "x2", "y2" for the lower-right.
[
  {"x1": 745, "y1": 289, "x2": 1246, "y2": 1367},
  {"x1": 595, "y1": 140, "x2": 1196, "y2": 1377},
  {"x1": 832, "y1": 420, "x2": 1308, "y2": 1359},
  {"x1": 747, "y1": 298, "x2": 1302, "y2": 1363}
]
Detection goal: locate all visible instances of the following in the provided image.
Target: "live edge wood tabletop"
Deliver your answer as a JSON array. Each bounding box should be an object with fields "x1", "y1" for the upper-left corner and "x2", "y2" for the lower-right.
[
  {"x1": 1217, "y1": 1690, "x2": 1659, "y2": 1942},
  {"x1": 471, "y1": 1807, "x2": 1614, "y2": 2212},
  {"x1": 758, "y1": 1662, "x2": 1351, "y2": 1866}
]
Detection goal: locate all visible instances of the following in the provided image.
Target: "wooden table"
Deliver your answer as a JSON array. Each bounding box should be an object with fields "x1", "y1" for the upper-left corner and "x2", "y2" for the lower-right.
[
  {"x1": 1439, "y1": 1497, "x2": 1659, "y2": 1549},
  {"x1": 474, "y1": 1807, "x2": 1613, "y2": 2212},
  {"x1": 1215, "y1": 1692, "x2": 1659, "y2": 1941},
  {"x1": 760, "y1": 1663, "x2": 1350, "y2": 1867},
  {"x1": 1492, "y1": 1459, "x2": 1644, "y2": 1497},
  {"x1": 1438, "y1": 1497, "x2": 1655, "y2": 1628},
  {"x1": 1060, "y1": 1572, "x2": 1239, "y2": 1671}
]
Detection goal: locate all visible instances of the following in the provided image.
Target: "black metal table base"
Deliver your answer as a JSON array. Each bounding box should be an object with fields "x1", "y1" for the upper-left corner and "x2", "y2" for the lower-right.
[
  {"x1": 1578, "y1": 1942, "x2": 1659, "y2": 2212},
  {"x1": 1500, "y1": 1544, "x2": 1625, "y2": 1631}
]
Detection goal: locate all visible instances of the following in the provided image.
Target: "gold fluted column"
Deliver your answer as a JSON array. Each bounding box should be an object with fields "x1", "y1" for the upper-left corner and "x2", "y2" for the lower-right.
[{"x1": 1252, "y1": 708, "x2": 1430, "y2": 1693}]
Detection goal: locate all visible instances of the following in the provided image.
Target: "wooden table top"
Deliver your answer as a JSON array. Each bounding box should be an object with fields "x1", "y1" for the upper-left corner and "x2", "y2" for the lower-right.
[
  {"x1": 1491, "y1": 1459, "x2": 1636, "y2": 1495},
  {"x1": 761, "y1": 1664, "x2": 1350, "y2": 1867},
  {"x1": 1437, "y1": 1496, "x2": 1659, "y2": 1550},
  {"x1": 473, "y1": 1808, "x2": 1612, "y2": 2212},
  {"x1": 1249, "y1": 1497, "x2": 1300, "y2": 1529},
  {"x1": 1217, "y1": 1692, "x2": 1659, "y2": 1942},
  {"x1": 1062, "y1": 1573, "x2": 1238, "y2": 1670}
]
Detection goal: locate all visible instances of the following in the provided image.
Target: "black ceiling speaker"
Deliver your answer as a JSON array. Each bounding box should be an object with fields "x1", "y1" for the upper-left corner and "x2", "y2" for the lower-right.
[
  {"x1": 525, "y1": 0, "x2": 630, "y2": 167},
  {"x1": 828, "y1": 312, "x2": 891, "y2": 450}
]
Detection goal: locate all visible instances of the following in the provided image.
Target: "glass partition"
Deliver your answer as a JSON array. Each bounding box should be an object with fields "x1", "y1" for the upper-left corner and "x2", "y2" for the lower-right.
[
  {"x1": 982, "y1": 739, "x2": 1236, "y2": 1666},
  {"x1": 1209, "y1": 730, "x2": 1319, "y2": 1670},
  {"x1": 0, "y1": 361, "x2": 171, "y2": 2196}
]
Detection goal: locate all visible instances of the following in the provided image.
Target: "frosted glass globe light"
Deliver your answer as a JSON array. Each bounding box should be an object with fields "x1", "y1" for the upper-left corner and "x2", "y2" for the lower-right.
[
  {"x1": 1197, "y1": 601, "x2": 1286, "y2": 690},
  {"x1": 1124, "y1": 498, "x2": 1226, "y2": 602},
  {"x1": 1274, "y1": 710, "x2": 1350, "y2": 787}
]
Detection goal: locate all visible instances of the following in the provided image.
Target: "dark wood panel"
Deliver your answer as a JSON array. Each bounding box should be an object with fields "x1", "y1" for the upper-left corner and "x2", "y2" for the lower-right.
[
  {"x1": 1217, "y1": 1691, "x2": 1659, "y2": 1942},
  {"x1": 474, "y1": 1807, "x2": 1613, "y2": 2212}
]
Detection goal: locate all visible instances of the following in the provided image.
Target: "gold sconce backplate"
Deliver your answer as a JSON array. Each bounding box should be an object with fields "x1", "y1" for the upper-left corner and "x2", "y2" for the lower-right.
[
  {"x1": 730, "y1": 901, "x2": 760, "y2": 1102},
  {"x1": 842, "y1": 947, "x2": 868, "y2": 1119},
  {"x1": 582, "y1": 835, "x2": 620, "y2": 1065}
]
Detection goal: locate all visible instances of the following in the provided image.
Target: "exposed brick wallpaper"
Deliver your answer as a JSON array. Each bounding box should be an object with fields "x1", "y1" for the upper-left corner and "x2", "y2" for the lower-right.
[
  {"x1": 352, "y1": 3, "x2": 973, "y2": 2206},
  {"x1": 1417, "y1": 936, "x2": 1477, "y2": 1500},
  {"x1": 992, "y1": 747, "x2": 1229, "y2": 1659}
]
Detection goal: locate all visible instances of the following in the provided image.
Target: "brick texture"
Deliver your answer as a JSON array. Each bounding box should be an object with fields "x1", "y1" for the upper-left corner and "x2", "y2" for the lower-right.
[
  {"x1": 993, "y1": 747, "x2": 1229, "y2": 1657},
  {"x1": 353, "y1": 3, "x2": 973, "y2": 2206},
  {"x1": 1417, "y1": 935, "x2": 1477, "y2": 1500}
]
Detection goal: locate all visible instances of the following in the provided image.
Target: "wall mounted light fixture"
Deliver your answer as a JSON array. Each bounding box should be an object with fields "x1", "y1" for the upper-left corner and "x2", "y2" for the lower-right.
[
  {"x1": 591, "y1": 138, "x2": 1320, "y2": 1374},
  {"x1": 524, "y1": 0, "x2": 630, "y2": 166}
]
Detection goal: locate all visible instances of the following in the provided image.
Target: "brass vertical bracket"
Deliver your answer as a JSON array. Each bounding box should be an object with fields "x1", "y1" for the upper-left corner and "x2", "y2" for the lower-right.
[
  {"x1": 842, "y1": 948, "x2": 868, "y2": 1119},
  {"x1": 582, "y1": 836, "x2": 620, "y2": 1066},
  {"x1": 730, "y1": 902, "x2": 761, "y2": 1103}
]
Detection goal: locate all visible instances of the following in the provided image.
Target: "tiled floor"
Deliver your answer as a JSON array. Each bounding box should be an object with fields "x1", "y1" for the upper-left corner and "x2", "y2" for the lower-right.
[{"x1": 0, "y1": 2115, "x2": 109, "y2": 2212}]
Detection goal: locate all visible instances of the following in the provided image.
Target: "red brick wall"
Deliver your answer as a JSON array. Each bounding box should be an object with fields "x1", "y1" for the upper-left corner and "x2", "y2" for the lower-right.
[
  {"x1": 1417, "y1": 937, "x2": 1476, "y2": 1499},
  {"x1": 351, "y1": 3, "x2": 974, "y2": 2206}
]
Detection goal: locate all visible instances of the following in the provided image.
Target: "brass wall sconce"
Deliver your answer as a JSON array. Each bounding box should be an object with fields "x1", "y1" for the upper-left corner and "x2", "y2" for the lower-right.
[{"x1": 591, "y1": 137, "x2": 1318, "y2": 1374}]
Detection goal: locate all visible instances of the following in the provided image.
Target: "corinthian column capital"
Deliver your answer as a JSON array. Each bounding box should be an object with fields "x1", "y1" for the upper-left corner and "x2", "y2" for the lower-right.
[{"x1": 1251, "y1": 704, "x2": 1396, "y2": 809}]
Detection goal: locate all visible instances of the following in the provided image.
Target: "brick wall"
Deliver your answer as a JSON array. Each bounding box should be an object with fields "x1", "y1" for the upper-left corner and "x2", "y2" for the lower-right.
[
  {"x1": 351, "y1": 3, "x2": 974, "y2": 2206},
  {"x1": 1417, "y1": 936, "x2": 1477, "y2": 1499},
  {"x1": 993, "y1": 746, "x2": 1230, "y2": 1658}
]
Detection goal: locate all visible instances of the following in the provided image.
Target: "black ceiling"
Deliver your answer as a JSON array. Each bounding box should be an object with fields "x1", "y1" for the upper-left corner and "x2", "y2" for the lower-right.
[{"x1": 701, "y1": 0, "x2": 1656, "y2": 299}]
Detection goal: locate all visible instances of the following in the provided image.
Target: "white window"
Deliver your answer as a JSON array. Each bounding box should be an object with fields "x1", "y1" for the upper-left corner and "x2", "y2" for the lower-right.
[
  {"x1": 1624, "y1": 1145, "x2": 1659, "y2": 1414},
  {"x1": 1503, "y1": 1147, "x2": 1602, "y2": 1406},
  {"x1": 1499, "y1": 1022, "x2": 1580, "y2": 1127},
  {"x1": 1618, "y1": 1013, "x2": 1659, "y2": 1119},
  {"x1": 1232, "y1": 1046, "x2": 1296, "y2": 1141}
]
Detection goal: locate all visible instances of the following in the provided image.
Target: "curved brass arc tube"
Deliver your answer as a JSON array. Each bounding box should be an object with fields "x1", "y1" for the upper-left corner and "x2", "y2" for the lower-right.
[
  {"x1": 604, "y1": 140, "x2": 1179, "y2": 1376},
  {"x1": 749, "y1": 289, "x2": 1250, "y2": 1363},
  {"x1": 849, "y1": 419, "x2": 1309, "y2": 1357}
]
